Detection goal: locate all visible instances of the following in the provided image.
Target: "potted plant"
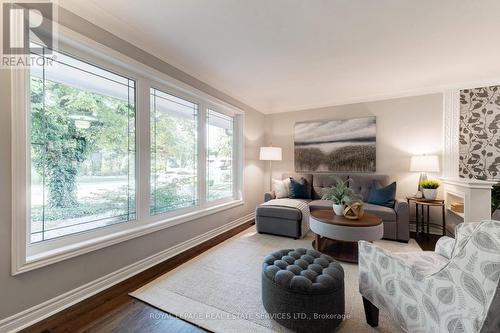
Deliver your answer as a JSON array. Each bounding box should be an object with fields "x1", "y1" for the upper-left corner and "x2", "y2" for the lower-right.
[
  {"x1": 420, "y1": 179, "x2": 440, "y2": 200},
  {"x1": 322, "y1": 177, "x2": 359, "y2": 215}
]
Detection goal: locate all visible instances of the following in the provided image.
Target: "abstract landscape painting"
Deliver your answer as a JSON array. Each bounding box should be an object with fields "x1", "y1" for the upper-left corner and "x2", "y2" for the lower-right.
[{"x1": 294, "y1": 117, "x2": 376, "y2": 172}]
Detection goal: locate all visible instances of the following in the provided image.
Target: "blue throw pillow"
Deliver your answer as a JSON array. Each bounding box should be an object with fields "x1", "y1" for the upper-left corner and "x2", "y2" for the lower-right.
[
  {"x1": 367, "y1": 181, "x2": 396, "y2": 208},
  {"x1": 288, "y1": 177, "x2": 311, "y2": 199}
]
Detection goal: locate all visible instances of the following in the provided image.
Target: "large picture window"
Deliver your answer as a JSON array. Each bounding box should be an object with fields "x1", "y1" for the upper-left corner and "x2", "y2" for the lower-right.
[
  {"x1": 30, "y1": 47, "x2": 136, "y2": 243},
  {"x1": 207, "y1": 110, "x2": 234, "y2": 201},
  {"x1": 150, "y1": 88, "x2": 198, "y2": 215},
  {"x1": 12, "y1": 31, "x2": 244, "y2": 274}
]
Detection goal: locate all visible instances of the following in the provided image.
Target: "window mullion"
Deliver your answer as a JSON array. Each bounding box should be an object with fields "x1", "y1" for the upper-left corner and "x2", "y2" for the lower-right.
[
  {"x1": 198, "y1": 104, "x2": 207, "y2": 207},
  {"x1": 137, "y1": 79, "x2": 151, "y2": 222},
  {"x1": 233, "y1": 115, "x2": 240, "y2": 199}
]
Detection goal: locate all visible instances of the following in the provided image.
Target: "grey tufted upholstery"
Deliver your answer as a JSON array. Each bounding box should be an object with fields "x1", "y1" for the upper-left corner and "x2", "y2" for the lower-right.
[
  {"x1": 348, "y1": 174, "x2": 389, "y2": 201},
  {"x1": 262, "y1": 248, "x2": 345, "y2": 333},
  {"x1": 263, "y1": 248, "x2": 344, "y2": 293},
  {"x1": 312, "y1": 173, "x2": 349, "y2": 199}
]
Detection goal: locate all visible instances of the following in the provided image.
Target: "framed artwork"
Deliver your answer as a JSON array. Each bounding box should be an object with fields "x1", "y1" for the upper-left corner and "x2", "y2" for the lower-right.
[{"x1": 294, "y1": 117, "x2": 376, "y2": 172}]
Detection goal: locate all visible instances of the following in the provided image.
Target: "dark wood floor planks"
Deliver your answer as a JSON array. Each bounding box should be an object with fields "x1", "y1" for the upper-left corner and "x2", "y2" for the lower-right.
[
  {"x1": 410, "y1": 231, "x2": 442, "y2": 251},
  {"x1": 21, "y1": 221, "x2": 440, "y2": 333},
  {"x1": 21, "y1": 221, "x2": 255, "y2": 333},
  {"x1": 78, "y1": 300, "x2": 207, "y2": 333}
]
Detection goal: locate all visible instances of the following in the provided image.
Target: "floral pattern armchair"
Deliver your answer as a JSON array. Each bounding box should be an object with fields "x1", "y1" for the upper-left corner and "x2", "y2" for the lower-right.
[{"x1": 358, "y1": 220, "x2": 500, "y2": 333}]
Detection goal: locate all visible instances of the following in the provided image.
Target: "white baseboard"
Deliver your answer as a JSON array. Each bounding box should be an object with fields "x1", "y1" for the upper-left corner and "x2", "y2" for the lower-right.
[{"x1": 0, "y1": 213, "x2": 255, "y2": 333}]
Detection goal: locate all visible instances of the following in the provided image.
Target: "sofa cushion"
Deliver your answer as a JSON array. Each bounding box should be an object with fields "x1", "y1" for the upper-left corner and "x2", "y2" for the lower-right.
[
  {"x1": 363, "y1": 203, "x2": 396, "y2": 221},
  {"x1": 312, "y1": 174, "x2": 349, "y2": 200},
  {"x1": 308, "y1": 200, "x2": 334, "y2": 211},
  {"x1": 283, "y1": 173, "x2": 312, "y2": 198},
  {"x1": 289, "y1": 177, "x2": 311, "y2": 199},
  {"x1": 348, "y1": 174, "x2": 389, "y2": 201},
  {"x1": 272, "y1": 178, "x2": 291, "y2": 198},
  {"x1": 367, "y1": 181, "x2": 396, "y2": 208},
  {"x1": 309, "y1": 200, "x2": 396, "y2": 221},
  {"x1": 256, "y1": 205, "x2": 302, "y2": 220}
]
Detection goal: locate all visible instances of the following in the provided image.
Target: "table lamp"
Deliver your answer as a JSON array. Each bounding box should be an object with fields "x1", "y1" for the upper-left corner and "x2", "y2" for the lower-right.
[
  {"x1": 260, "y1": 146, "x2": 282, "y2": 190},
  {"x1": 410, "y1": 155, "x2": 440, "y2": 192}
]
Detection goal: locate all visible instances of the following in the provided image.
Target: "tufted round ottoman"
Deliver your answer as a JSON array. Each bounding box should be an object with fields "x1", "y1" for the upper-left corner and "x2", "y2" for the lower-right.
[{"x1": 262, "y1": 248, "x2": 345, "y2": 333}]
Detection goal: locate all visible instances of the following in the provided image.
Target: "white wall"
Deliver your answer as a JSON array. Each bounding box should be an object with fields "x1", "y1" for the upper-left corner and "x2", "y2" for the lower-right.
[{"x1": 265, "y1": 94, "x2": 444, "y2": 199}]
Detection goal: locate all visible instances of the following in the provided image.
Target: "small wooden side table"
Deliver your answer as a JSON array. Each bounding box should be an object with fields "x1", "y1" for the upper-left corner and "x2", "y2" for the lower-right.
[{"x1": 406, "y1": 197, "x2": 446, "y2": 236}]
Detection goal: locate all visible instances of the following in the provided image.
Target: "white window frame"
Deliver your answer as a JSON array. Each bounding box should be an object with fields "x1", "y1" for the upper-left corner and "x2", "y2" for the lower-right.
[
  {"x1": 205, "y1": 106, "x2": 241, "y2": 204},
  {"x1": 149, "y1": 85, "x2": 202, "y2": 217},
  {"x1": 11, "y1": 25, "x2": 244, "y2": 275}
]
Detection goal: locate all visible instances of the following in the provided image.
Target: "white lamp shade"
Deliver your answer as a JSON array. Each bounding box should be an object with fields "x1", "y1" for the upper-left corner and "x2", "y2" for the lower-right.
[
  {"x1": 260, "y1": 147, "x2": 282, "y2": 161},
  {"x1": 410, "y1": 155, "x2": 440, "y2": 172}
]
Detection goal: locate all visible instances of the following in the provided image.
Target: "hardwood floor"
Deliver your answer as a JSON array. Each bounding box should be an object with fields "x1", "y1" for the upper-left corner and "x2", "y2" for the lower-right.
[
  {"x1": 22, "y1": 221, "x2": 441, "y2": 333},
  {"x1": 77, "y1": 301, "x2": 207, "y2": 333},
  {"x1": 410, "y1": 231, "x2": 441, "y2": 251},
  {"x1": 22, "y1": 222, "x2": 256, "y2": 333}
]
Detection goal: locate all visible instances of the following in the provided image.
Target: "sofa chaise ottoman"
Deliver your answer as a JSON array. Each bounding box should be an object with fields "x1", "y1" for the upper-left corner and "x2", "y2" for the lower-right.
[{"x1": 255, "y1": 205, "x2": 304, "y2": 239}]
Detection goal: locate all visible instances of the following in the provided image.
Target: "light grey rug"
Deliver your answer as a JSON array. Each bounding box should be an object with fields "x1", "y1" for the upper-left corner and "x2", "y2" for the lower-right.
[{"x1": 131, "y1": 226, "x2": 422, "y2": 333}]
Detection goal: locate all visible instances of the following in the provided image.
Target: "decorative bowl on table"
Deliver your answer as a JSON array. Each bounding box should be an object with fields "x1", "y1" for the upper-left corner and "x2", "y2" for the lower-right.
[{"x1": 343, "y1": 202, "x2": 364, "y2": 220}]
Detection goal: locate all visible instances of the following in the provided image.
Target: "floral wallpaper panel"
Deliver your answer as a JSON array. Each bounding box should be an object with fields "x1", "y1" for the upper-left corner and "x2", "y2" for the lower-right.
[{"x1": 459, "y1": 85, "x2": 500, "y2": 180}]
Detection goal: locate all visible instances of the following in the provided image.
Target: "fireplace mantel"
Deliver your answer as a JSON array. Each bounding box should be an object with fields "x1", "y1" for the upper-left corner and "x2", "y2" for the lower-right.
[{"x1": 440, "y1": 178, "x2": 497, "y2": 189}]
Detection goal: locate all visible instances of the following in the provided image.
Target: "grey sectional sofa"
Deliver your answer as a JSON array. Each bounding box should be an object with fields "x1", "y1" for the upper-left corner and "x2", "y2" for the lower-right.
[{"x1": 256, "y1": 173, "x2": 409, "y2": 242}]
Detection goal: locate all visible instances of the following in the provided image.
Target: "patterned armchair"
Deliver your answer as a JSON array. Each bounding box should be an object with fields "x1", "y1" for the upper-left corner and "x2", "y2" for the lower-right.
[{"x1": 358, "y1": 220, "x2": 500, "y2": 333}]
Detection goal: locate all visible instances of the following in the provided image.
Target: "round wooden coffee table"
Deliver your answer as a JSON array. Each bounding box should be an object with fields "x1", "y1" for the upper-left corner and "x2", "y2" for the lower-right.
[{"x1": 310, "y1": 209, "x2": 383, "y2": 263}]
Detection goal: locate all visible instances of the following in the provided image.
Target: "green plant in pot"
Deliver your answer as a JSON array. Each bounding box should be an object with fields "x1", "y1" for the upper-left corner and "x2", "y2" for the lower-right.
[
  {"x1": 322, "y1": 177, "x2": 360, "y2": 215},
  {"x1": 420, "y1": 179, "x2": 440, "y2": 200}
]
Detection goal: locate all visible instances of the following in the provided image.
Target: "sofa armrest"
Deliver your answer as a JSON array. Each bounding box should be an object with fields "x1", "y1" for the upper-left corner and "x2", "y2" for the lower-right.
[
  {"x1": 394, "y1": 199, "x2": 409, "y2": 242},
  {"x1": 434, "y1": 236, "x2": 455, "y2": 259},
  {"x1": 264, "y1": 192, "x2": 275, "y2": 202}
]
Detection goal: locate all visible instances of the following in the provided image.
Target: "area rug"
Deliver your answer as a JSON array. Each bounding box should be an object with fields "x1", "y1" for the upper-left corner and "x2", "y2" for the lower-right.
[{"x1": 130, "y1": 226, "x2": 422, "y2": 332}]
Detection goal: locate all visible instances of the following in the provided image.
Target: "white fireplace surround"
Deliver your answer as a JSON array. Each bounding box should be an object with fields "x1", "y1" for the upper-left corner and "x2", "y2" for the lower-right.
[{"x1": 441, "y1": 178, "x2": 496, "y2": 233}]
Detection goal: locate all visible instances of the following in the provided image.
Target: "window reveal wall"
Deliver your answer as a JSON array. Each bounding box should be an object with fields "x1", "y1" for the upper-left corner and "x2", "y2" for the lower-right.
[{"x1": 459, "y1": 85, "x2": 500, "y2": 180}]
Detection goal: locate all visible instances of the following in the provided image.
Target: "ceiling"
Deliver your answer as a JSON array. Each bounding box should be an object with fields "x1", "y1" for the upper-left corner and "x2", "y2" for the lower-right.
[{"x1": 61, "y1": 0, "x2": 500, "y2": 114}]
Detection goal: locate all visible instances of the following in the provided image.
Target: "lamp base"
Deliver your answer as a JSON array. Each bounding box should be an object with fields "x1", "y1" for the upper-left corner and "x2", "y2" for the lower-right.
[
  {"x1": 418, "y1": 172, "x2": 427, "y2": 192},
  {"x1": 269, "y1": 160, "x2": 273, "y2": 192}
]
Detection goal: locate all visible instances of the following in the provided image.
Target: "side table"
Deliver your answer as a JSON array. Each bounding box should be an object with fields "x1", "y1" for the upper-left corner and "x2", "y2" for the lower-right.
[{"x1": 406, "y1": 197, "x2": 446, "y2": 236}]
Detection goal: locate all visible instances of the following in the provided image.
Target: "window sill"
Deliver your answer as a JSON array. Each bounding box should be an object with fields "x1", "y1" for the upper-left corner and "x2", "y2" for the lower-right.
[{"x1": 15, "y1": 199, "x2": 244, "y2": 275}]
